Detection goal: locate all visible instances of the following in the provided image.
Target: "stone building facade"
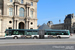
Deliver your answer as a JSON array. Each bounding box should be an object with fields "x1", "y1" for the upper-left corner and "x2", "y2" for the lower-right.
[
  {"x1": 0, "y1": 0, "x2": 38, "y2": 36},
  {"x1": 47, "y1": 13, "x2": 75, "y2": 33}
]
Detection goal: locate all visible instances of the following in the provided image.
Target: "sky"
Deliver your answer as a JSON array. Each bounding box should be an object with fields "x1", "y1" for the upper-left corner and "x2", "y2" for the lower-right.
[{"x1": 37, "y1": 0, "x2": 75, "y2": 25}]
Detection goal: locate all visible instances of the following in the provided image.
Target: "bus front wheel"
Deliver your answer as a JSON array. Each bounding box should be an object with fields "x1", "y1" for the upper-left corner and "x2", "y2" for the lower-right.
[
  {"x1": 57, "y1": 36, "x2": 61, "y2": 39},
  {"x1": 13, "y1": 36, "x2": 18, "y2": 39},
  {"x1": 33, "y1": 36, "x2": 37, "y2": 39}
]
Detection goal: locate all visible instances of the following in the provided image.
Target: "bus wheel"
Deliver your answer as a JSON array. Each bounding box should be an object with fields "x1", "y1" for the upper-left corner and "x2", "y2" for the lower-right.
[
  {"x1": 33, "y1": 36, "x2": 37, "y2": 39},
  {"x1": 14, "y1": 36, "x2": 18, "y2": 39},
  {"x1": 57, "y1": 36, "x2": 61, "y2": 39}
]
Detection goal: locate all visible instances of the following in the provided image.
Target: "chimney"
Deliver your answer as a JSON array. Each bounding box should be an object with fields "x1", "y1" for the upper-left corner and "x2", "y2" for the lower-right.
[
  {"x1": 65, "y1": 15, "x2": 67, "y2": 17},
  {"x1": 72, "y1": 13, "x2": 74, "y2": 18}
]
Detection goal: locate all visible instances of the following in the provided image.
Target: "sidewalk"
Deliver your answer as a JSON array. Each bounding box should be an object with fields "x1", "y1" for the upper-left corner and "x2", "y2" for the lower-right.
[
  {"x1": 0, "y1": 37, "x2": 5, "y2": 39},
  {"x1": 70, "y1": 34, "x2": 75, "y2": 39}
]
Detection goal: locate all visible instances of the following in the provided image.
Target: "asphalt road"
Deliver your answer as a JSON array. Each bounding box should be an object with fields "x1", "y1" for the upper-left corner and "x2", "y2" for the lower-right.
[
  {"x1": 0, "y1": 44, "x2": 75, "y2": 50},
  {"x1": 0, "y1": 39, "x2": 75, "y2": 50},
  {"x1": 0, "y1": 38, "x2": 75, "y2": 46}
]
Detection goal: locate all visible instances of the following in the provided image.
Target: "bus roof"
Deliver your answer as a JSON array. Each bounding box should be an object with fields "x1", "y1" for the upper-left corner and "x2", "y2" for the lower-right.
[
  {"x1": 45, "y1": 29, "x2": 69, "y2": 31},
  {"x1": 6, "y1": 29, "x2": 69, "y2": 31},
  {"x1": 6, "y1": 29, "x2": 38, "y2": 30}
]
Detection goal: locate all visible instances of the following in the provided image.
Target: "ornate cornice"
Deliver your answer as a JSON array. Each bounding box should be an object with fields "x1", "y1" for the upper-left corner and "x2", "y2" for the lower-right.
[
  {"x1": 30, "y1": 0, "x2": 39, "y2": 2},
  {"x1": 25, "y1": 2, "x2": 31, "y2": 6},
  {"x1": 30, "y1": 8, "x2": 34, "y2": 11},
  {"x1": 13, "y1": 2, "x2": 26, "y2": 6}
]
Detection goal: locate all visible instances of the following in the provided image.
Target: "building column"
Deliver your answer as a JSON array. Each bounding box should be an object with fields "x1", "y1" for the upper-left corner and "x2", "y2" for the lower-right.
[
  {"x1": 27, "y1": 7, "x2": 28, "y2": 17},
  {"x1": 16, "y1": 5, "x2": 18, "y2": 15},
  {"x1": 28, "y1": 7, "x2": 30, "y2": 16},
  {"x1": 26, "y1": 7, "x2": 29, "y2": 17},
  {"x1": 0, "y1": 19, "x2": 2, "y2": 33},
  {"x1": 0, "y1": 19, "x2": 3, "y2": 36},
  {"x1": 15, "y1": 5, "x2": 16, "y2": 16},
  {"x1": 25, "y1": 19, "x2": 30, "y2": 29},
  {"x1": 17, "y1": 21, "x2": 19, "y2": 29},
  {"x1": 16, "y1": 20, "x2": 17, "y2": 29},
  {"x1": 14, "y1": 5, "x2": 16, "y2": 16},
  {"x1": 25, "y1": 6, "x2": 27, "y2": 17},
  {"x1": 25, "y1": 21, "x2": 28, "y2": 29},
  {"x1": 14, "y1": 20, "x2": 16, "y2": 29},
  {"x1": 28, "y1": 21, "x2": 29, "y2": 29},
  {"x1": 25, "y1": 5, "x2": 28, "y2": 29},
  {"x1": 13, "y1": 17, "x2": 14, "y2": 29},
  {"x1": 14, "y1": 20, "x2": 17, "y2": 29},
  {"x1": 24, "y1": 20, "x2": 26, "y2": 29}
]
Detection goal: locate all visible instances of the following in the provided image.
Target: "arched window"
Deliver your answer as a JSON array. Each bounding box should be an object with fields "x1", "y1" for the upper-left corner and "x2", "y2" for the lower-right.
[
  {"x1": 19, "y1": 8, "x2": 24, "y2": 17},
  {"x1": 8, "y1": 27, "x2": 12, "y2": 29},
  {"x1": 31, "y1": 2, "x2": 33, "y2": 6},
  {"x1": 30, "y1": 28, "x2": 33, "y2": 29},
  {"x1": 21, "y1": 0, "x2": 23, "y2": 4},
  {"x1": 9, "y1": 8, "x2": 13, "y2": 16},
  {"x1": 31, "y1": 11, "x2": 33, "y2": 17},
  {"x1": 10, "y1": 0, "x2": 12, "y2": 2}
]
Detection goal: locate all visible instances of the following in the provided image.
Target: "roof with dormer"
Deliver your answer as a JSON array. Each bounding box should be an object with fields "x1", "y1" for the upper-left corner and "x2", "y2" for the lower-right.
[{"x1": 65, "y1": 14, "x2": 73, "y2": 19}]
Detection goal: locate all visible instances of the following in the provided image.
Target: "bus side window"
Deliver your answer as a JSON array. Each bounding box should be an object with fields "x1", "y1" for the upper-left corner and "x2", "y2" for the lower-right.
[
  {"x1": 45, "y1": 33, "x2": 48, "y2": 35},
  {"x1": 6, "y1": 31, "x2": 9, "y2": 36},
  {"x1": 24, "y1": 31, "x2": 26, "y2": 35},
  {"x1": 63, "y1": 32, "x2": 68, "y2": 35},
  {"x1": 62, "y1": 33, "x2": 64, "y2": 35},
  {"x1": 48, "y1": 33, "x2": 49, "y2": 35},
  {"x1": 24, "y1": 31, "x2": 27, "y2": 35},
  {"x1": 50, "y1": 32, "x2": 52, "y2": 35},
  {"x1": 48, "y1": 33, "x2": 51, "y2": 35},
  {"x1": 13, "y1": 31, "x2": 18, "y2": 35},
  {"x1": 19, "y1": 31, "x2": 24, "y2": 35},
  {"x1": 53, "y1": 32, "x2": 56, "y2": 35},
  {"x1": 45, "y1": 33, "x2": 46, "y2": 35},
  {"x1": 56, "y1": 33, "x2": 59, "y2": 35},
  {"x1": 58, "y1": 33, "x2": 61, "y2": 35},
  {"x1": 9, "y1": 31, "x2": 12, "y2": 35},
  {"x1": 61, "y1": 31, "x2": 69, "y2": 35},
  {"x1": 6, "y1": 31, "x2": 12, "y2": 36},
  {"x1": 33, "y1": 31, "x2": 38, "y2": 35},
  {"x1": 47, "y1": 33, "x2": 48, "y2": 35}
]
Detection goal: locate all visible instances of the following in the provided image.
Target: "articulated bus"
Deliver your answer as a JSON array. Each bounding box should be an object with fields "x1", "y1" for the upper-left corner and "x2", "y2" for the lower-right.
[
  {"x1": 5, "y1": 29, "x2": 39, "y2": 39},
  {"x1": 44, "y1": 29, "x2": 70, "y2": 38},
  {"x1": 5, "y1": 29, "x2": 70, "y2": 39}
]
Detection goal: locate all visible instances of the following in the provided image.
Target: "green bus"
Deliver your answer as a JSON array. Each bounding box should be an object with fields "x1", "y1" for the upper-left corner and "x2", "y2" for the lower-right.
[
  {"x1": 44, "y1": 29, "x2": 70, "y2": 38},
  {"x1": 5, "y1": 29, "x2": 39, "y2": 39},
  {"x1": 5, "y1": 29, "x2": 70, "y2": 39}
]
